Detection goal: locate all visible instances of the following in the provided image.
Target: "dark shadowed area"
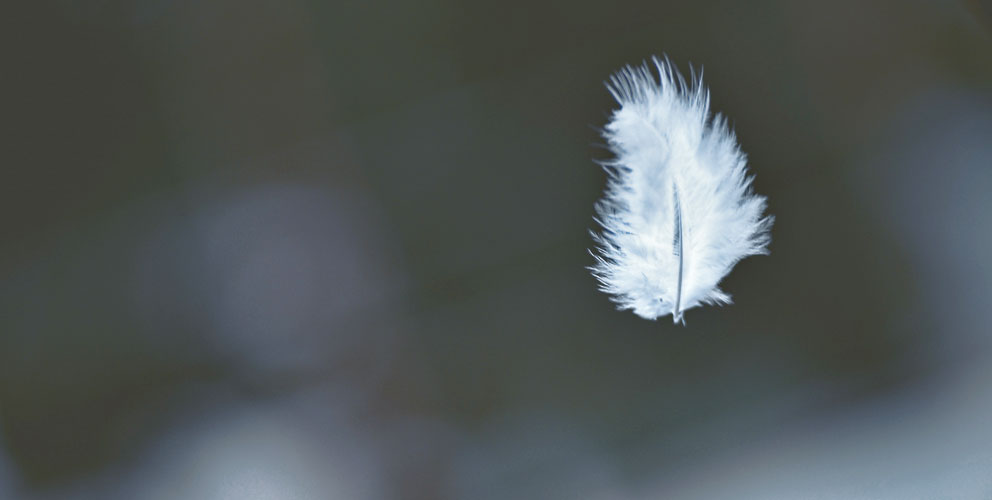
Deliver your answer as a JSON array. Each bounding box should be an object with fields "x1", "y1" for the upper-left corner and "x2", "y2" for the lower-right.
[{"x1": 2, "y1": 0, "x2": 992, "y2": 498}]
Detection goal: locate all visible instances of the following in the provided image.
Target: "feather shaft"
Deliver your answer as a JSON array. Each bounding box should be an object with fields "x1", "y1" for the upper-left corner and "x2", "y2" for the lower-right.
[{"x1": 672, "y1": 183, "x2": 685, "y2": 324}]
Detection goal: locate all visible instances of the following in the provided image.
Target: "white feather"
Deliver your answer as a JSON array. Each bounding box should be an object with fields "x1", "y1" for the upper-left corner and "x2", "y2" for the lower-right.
[{"x1": 590, "y1": 56, "x2": 773, "y2": 323}]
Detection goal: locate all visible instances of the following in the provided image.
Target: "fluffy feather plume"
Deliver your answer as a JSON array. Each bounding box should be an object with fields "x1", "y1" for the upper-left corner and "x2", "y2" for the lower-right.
[{"x1": 589, "y1": 56, "x2": 773, "y2": 323}]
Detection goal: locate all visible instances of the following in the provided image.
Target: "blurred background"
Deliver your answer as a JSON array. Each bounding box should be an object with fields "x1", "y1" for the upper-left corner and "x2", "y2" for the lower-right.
[{"x1": 3, "y1": 0, "x2": 992, "y2": 498}]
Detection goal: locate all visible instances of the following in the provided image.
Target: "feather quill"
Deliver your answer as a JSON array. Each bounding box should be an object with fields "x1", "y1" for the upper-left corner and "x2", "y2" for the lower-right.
[{"x1": 589, "y1": 56, "x2": 773, "y2": 323}]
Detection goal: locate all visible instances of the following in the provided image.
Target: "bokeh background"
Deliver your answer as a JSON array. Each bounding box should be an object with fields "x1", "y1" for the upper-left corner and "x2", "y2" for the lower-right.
[{"x1": 3, "y1": 0, "x2": 992, "y2": 498}]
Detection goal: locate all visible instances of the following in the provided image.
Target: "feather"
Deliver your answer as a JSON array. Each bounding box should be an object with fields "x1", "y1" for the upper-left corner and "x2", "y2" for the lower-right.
[{"x1": 589, "y1": 56, "x2": 773, "y2": 324}]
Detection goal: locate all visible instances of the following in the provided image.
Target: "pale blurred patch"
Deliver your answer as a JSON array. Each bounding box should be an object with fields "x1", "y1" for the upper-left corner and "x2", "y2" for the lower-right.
[
  {"x1": 852, "y1": 87, "x2": 992, "y2": 357},
  {"x1": 132, "y1": 183, "x2": 408, "y2": 374},
  {"x1": 447, "y1": 411, "x2": 627, "y2": 500}
]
